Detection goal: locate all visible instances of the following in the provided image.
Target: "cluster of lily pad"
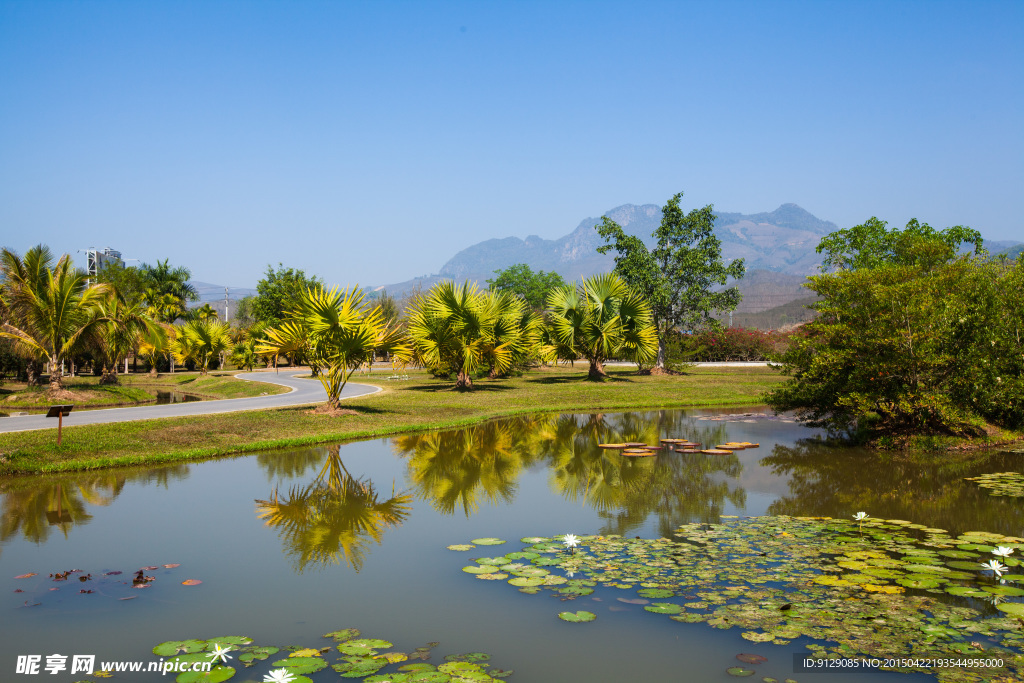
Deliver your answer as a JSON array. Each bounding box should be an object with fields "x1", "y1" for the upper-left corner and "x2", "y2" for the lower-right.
[
  {"x1": 148, "y1": 630, "x2": 513, "y2": 683},
  {"x1": 966, "y1": 472, "x2": 1024, "y2": 498},
  {"x1": 450, "y1": 518, "x2": 1024, "y2": 682}
]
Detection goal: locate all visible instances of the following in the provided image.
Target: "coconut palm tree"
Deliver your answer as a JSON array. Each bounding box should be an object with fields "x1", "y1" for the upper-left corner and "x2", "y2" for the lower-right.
[
  {"x1": 0, "y1": 247, "x2": 109, "y2": 392},
  {"x1": 545, "y1": 273, "x2": 658, "y2": 380},
  {"x1": 258, "y1": 286, "x2": 410, "y2": 408},
  {"x1": 140, "y1": 260, "x2": 197, "y2": 319},
  {"x1": 92, "y1": 292, "x2": 161, "y2": 384}
]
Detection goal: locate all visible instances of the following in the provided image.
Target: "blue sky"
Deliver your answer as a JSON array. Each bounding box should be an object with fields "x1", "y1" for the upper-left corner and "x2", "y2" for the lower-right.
[{"x1": 1, "y1": 0, "x2": 1020, "y2": 288}]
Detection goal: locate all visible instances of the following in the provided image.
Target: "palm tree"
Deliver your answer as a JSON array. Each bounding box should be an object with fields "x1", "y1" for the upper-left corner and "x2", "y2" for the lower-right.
[
  {"x1": 479, "y1": 289, "x2": 544, "y2": 379},
  {"x1": 406, "y1": 281, "x2": 509, "y2": 389},
  {"x1": 191, "y1": 303, "x2": 218, "y2": 322},
  {"x1": 0, "y1": 247, "x2": 109, "y2": 392},
  {"x1": 229, "y1": 323, "x2": 267, "y2": 372},
  {"x1": 172, "y1": 318, "x2": 231, "y2": 374},
  {"x1": 92, "y1": 292, "x2": 160, "y2": 384},
  {"x1": 545, "y1": 273, "x2": 658, "y2": 380},
  {"x1": 140, "y1": 260, "x2": 198, "y2": 319},
  {"x1": 258, "y1": 286, "x2": 410, "y2": 408}
]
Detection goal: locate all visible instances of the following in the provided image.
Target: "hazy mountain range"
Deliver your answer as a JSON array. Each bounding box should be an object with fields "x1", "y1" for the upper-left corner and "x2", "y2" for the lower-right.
[
  {"x1": 374, "y1": 203, "x2": 1020, "y2": 314},
  {"x1": 190, "y1": 203, "x2": 1020, "y2": 319}
]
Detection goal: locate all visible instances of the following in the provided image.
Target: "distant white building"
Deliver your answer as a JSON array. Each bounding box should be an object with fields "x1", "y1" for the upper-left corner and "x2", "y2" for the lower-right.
[{"x1": 85, "y1": 247, "x2": 122, "y2": 279}]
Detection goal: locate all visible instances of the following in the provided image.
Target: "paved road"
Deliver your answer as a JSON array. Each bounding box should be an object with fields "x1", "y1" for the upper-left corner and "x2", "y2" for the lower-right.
[{"x1": 0, "y1": 370, "x2": 380, "y2": 434}]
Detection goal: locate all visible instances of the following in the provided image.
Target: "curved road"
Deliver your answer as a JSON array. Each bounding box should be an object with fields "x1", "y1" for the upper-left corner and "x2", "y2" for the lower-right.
[{"x1": 0, "y1": 370, "x2": 380, "y2": 434}]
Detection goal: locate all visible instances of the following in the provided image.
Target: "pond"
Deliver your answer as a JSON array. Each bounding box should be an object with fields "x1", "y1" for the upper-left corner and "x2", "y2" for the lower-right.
[
  {"x1": 154, "y1": 391, "x2": 204, "y2": 405},
  {"x1": 1, "y1": 408, "x2": 1022, "y2": 683}
]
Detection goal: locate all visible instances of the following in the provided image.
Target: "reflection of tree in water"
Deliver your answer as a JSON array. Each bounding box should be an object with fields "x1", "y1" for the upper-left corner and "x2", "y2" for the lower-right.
[
  {"x1": 540, "y1": 412, "x2": 745, "y2": 537},
  {"x1": 393, "y1": 418, "x2": 544, "y2": 516},
  {"x1": 764, "y1": 440, "x2": 1024, "y2": 536},
  {"x1": 392, "y1": 411, "x2": 746, "y2": 537},
  {"x1": 256, "y1": 447, "x2": 325, "y2": 483},
  {"x1": 255, "y1": 445, "x2": 411, "y2": 572},
  {"x1": 0, "y1": 464, "x2": 189, "y2": 545}
]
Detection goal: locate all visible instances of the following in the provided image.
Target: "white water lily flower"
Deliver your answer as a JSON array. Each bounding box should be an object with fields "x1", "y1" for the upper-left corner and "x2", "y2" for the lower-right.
[
  {"x1": 992, "y1": 546, "x2": 1015, "y2": 558},
  {"x1": 207, "y1": 644, "x2": 233, "y2": 664},
  {"x1": 563, "y1": 533, "x2": 581, "y2": 549},
  {"x1": 853, "y1": 512, "x2": 869, "y2": 522},
  {"x1": 263, "y1": 669, "x2": 295, "y2": 683},
  {"x1": 981, "y1": 559, "x2": 1008, "y2": 577}
]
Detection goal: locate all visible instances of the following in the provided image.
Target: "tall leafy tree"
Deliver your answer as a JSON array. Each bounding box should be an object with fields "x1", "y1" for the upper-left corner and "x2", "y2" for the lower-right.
[
  {"x1": 486, "y1": 264, "x2": 566, "y2": 310},
  {"x1": 0, "y1": 246, "x2": 109, "y2": 392},
  {"x1": 596, "y1": 192, "x2": 745, "y2": 370},
  {"x1": 545, "y1": 273, "x2": 658, "y2": 380},
  {"x1": 251, "y1": 263, "x2": 324, "y2": 328},
  {"x1": 767, "y1": 218, "x2": 1023, "y2": 440}
]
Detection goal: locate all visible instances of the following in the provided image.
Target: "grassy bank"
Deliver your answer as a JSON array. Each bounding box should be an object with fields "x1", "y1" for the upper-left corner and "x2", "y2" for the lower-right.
[
  {"x1": 0, "y1": 365, "x2": 783, "y2": 475},
  {"x1": 0, "y1": 371, "x2": 288, "y2": 411}
]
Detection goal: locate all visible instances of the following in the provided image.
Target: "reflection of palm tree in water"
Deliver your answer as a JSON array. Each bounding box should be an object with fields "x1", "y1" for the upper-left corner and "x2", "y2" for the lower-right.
[
  {"x1": 0, "y1": 467, "x2": 180, "y2": 544},
  {"x1": 542, "y1": 412, "x2": 746, "y2": 536},
  {"x1": 392, "y1": 411, "x2": 746, "y2": 537},
  {"x1": 393, "y1": 419, "x2": 542, "y2": 516},
  {"x1": 255, "y1": 445, "x2": 411, "y2": 572}
]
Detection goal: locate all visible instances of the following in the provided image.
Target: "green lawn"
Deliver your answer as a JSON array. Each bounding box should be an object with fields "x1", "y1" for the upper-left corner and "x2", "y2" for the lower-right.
[
  {"x1": 0, "y1": 365, "x2": 785, "y2": 475},
  {"x1": 0, "y1": 370, "x2": 288, "y2": 410}
]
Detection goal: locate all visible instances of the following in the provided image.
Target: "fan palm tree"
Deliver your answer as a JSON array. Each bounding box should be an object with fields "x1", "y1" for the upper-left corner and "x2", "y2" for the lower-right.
[
  {"x1": 545, "y1": 273, "x2": 658, "y2": 380},
  {"x1": 406, "y1": 281, "x2": 513, "y2": 389},
  {"x1": 478, "y1": 289, "x2": 544, "y2": 379},
  {"x1": 258, "y1": 286, "x2": 410, "y2": 408},
  {"x1": 172, "y1": 318, "x2": 231, "y2": 374},
  {"x1": 0, "y1": 247, "x2": 109, "y2": 392},
  {"x1": 229, "y1": 322, "x2": 268, "y2": 371}
]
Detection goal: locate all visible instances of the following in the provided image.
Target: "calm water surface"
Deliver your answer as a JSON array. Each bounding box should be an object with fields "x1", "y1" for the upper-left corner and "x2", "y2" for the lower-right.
[{"x1": 2, "y1": 408, "x2": 1021, "y2": 682}]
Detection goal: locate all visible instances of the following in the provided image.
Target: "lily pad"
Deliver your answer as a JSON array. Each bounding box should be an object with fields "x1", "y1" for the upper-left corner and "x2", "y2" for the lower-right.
[
  {"x1": 997, "y1": 603, "x2": 1024, "y2": 616},
  {"x1": 154, "y1": 640, "x2": 207, "y2": 656},
  {"x1": 324, "y1": 628, "x2": 361, "y2": 641},
  {"x1": 175, "y1": 666, "x2": 236, "y2": 683},
  {"x1": 643, "y1": 602, "x2": 683, "y2": 614},
  {"x1": 446, "y1": 544, "x2": 475, "y2": 551},
  {"x1": 471, "y1": 538, "x2": 505, "y2": 546},
  {"x1": 271, "y1": 656, "x2": 327, "y2": 674},
  {"x1": 726, "y1": 667, "x2": 755, "y2": 677},
  {"x1": 558, "y1": 610, "x2": 596, "y2": 622}
]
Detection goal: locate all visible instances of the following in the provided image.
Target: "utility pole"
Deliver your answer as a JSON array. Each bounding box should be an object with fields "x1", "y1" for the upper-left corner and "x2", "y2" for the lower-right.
[{"x1": 224, "y1": 286, "x2": 230, "y2": 323}]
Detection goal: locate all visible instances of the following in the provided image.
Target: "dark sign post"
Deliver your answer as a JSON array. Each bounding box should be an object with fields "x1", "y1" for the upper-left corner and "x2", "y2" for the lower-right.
[{"x1": 46, "y1": 405, "x2": 73, "y2": 446}]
